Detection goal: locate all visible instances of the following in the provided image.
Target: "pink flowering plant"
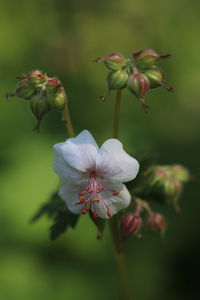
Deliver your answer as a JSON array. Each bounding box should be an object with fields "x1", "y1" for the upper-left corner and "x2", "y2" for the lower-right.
[{"x1": 7, "y1": 49, "x2": 190, "y2": 300}]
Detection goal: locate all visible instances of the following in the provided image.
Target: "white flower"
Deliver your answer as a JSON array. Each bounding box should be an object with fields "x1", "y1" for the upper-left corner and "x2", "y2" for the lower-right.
[{"x1": 53, "y1": 130, "x2": 139, "y2": 219}]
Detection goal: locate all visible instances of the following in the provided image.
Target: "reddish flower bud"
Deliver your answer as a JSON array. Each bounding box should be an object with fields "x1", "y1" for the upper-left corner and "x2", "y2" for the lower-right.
[
  {"x1": 120, "y1": 213, "x2": 142, "y2": 239},
  {"x1": 46, "y1": 77, "x2": 62, "y2": 91},
  {"x1": 95, "y1": 53, "x2": 126, "y2": 71},
  {"x1": 147, "y1": 212, "x2": 166, "y2": 235},
  {"x1": 27, "y1": 70, "x2": 46, "y2": 87},
  {"x1": 133, "y1": 49, "x2": 171, "y2": 66},
  {"x1": 128, "y1": 71, "x2": 150, "y2": 112}
]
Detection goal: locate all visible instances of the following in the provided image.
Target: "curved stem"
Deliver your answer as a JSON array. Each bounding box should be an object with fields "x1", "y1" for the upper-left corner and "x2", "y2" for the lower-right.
[
  {"x1": 63, "y1": 103, "x2": 75, "y2": 138},
  {"x1": 113, "y1": 90, "x2": 122, "y2": 139}
]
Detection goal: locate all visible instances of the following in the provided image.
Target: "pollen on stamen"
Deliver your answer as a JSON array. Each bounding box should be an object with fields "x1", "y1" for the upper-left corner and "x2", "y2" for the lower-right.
[
  {"x1": 107, "y1": 209, "x2": 112, "y2": 218},
  {"x1": 79, "y1": 196, "x2": 85, "y2": 203},
  {"x1": 92, "y1": 198, "x2": 100, "y2": 203},
  {"x1": 81, "y1": 209, "x2": 88, "y2": 215},
  {"x1": 79, "y1": 191, "x2": 86, "y2": 196}
]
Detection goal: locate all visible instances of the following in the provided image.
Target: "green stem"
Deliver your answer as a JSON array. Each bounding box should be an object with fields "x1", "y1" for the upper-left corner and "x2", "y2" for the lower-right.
[
  {"x1": 109, "y1": 90, "x2": 132, "y2": 300},
  {"x1": 63, "y1": 103, "x2": 75, "y2": 138},
  {"x1": 113, "y1": 90, "x2": 122, "y2": 139}
]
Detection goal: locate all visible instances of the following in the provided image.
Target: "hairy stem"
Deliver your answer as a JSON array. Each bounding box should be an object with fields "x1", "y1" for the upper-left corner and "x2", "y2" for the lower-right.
[
  {"x1": 110, "y1": 90, "x2": 132, "y2": 299},
  {"x1": 63, "y1": 103, "x2": 75, "y2": 138}
]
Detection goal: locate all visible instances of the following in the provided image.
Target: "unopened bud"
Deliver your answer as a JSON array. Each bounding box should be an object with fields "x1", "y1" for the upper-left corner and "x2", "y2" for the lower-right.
[
  {"x1": 108, "y1": 69, "x2": 128, "y2": 90},
  {"x1": 144, "y1": 66, "x2": 164, "y2": 88},
  {"x1": 144, "y1": 66, "x2": 173, "y2": 92},
  {"x1": 133, "y1": 49, "x2": 171, "y2": 66},
  {"x1": 16, "y1": 79, "x2": 36, "y2": 100},
  {"x1": 120, "y1": 213, "x2": 142, "y2": 239},
  {"x1": 27, "y1": 70, "x2": 46, "y2": 87},
  {"x1": 171, "y1": 164, "x2": 190, "y2": 183},
  {"x1": 143, "y1": 165, "x2": 185, "y2": 211},
  {"x1": 95, "y1": 53, "x2": 126, "y2": 71},
  {"x1": 127, "y1": 71, "x2": 150, "y2": 111},
  {"x1": 48, "y1": 86, "x2": 67, "y2": 111},
  {"x1": 147, "y1": 212, "x2": 166, "y2": 235},
  {"x1": 29, "y1": 94, "x2": 49, "y2": 132},
  {"x1": 46, "y1": 77, "x2": 62, "y2": 92}
]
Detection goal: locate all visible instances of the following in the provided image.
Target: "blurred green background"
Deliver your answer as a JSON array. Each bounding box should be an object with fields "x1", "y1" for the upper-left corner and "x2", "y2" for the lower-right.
[{"x1": 0, "y1": 0, "x2": 199, "y2": 299}]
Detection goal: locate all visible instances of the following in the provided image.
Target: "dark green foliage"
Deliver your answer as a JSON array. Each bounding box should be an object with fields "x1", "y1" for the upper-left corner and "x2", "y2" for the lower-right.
[
  {"x1": 31, "y1": 191, "x2": 80, "y2": 240},
  {"x1": 50, "y1": 210, "x2": 79, "y2": 240},
  {"x1": 31, "y1": 191, "x2": 66, "y2": 223}
]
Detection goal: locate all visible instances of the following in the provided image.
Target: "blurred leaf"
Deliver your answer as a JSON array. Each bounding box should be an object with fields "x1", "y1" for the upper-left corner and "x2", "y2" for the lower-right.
[
  {"x1": 30, "y1": 191, "x2": 66, "y2": 223},
  {"x1": 50, "y1": 210, "x2": 79, "y2": 240}
]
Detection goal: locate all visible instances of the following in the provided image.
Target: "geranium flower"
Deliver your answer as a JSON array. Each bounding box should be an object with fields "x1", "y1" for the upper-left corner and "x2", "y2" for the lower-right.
[{"x1": 53, "y1": 130, "x2": 139, "y2": 219}]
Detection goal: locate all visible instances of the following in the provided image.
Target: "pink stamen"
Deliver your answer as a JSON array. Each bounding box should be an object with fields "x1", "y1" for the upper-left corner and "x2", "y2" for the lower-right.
[{"x1": 76, "y1": 174, "x2": 120, "y2": 219}]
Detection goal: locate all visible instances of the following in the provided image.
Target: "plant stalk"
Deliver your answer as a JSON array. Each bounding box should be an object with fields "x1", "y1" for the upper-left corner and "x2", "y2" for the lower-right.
[
  {"x1": 63, "y1": 103, "x2": 75, "y2": 138},
  {"x1": 110, "y1": 90, "x2": 132, "y2": 300},
  {"x1": 113, "y1": 90, "x2": 122, "y2": 139}
]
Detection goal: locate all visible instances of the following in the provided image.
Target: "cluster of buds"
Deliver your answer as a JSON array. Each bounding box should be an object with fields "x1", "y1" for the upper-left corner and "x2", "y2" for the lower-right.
[
  {"x1": 95, "y1": 49, "x2": 173, "y2": 111},
  {"x1": 120, "y1": 198, "x2": 166, "y2": 244},
  {"x1": 141, "y1": 164, "x2": 190, "y2": 212},
  {"x1": 6, "y1": 70, "x2": 67, "y2": 131}
]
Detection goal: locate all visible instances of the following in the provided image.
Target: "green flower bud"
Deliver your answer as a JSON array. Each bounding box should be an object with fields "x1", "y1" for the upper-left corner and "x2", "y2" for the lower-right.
[
  {"x1": 29, "y1": 94, "x2": 50, "y2": 132},
  {"x1": 46, "y1": 78, "x2": 67, "y2": 110},
  {"x1": 127, "y1": 71, "x2": 150, "y2": 112},
  {"x1": 15, "y1": 79, "x2": 36, "y2": 100},
  {"x1": 143, "y1": 66, "x2": 165, "y2": 88},
  {"x1": 133, "y1": 49, "x2": 171, "y2": 66},
  {"x1": 141, "y1": 165, "x2": 186, "y2": 212},
  {"x1": 95, "y1": 53, "x2": 126, "y2": 71},
  {"x1": 171, "y1": 165, "x2": 190, "y2": 182},
  {"x1": 108, "y1": 69, "x2": 128, "y2": 90},
  {"x1": 143, "y1": 66, "x2": 173, "y2": 92},
  {"x1": 48, "y1": 86, "x2": 67, "y2": 111}
]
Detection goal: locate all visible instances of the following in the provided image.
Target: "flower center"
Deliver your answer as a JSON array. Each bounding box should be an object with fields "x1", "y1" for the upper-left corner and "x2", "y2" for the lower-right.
[{"x1": 74, "y1": 172, "x2": 120, "y2": 219}]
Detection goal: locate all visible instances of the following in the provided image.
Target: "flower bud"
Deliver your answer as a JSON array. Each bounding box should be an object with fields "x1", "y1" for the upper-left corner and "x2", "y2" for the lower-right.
[
  {"x1": 147, "y1": 212, "x2": 166, "y2": 235},
  {"x1": 143, "y1": 66, "x2": 164, "y2": 88},
  {"x1": 48, "y1": 86, "x2": 67, "y2": 111},
  {"x1": 133, "y1": 49, "x2": 171, "y2": 66},
  {"x1": 120, "y1": 213, "x2": 142, "y2": 239},
  {"x1": 95, "y1": 53, "x2": 126, "y2": 71},
  {"x1": 144, "y1": 66, "x2": 173, "y2": 92},
  {"x1": 171, "y1": 164, "x2": 190, "y2": 183},
  {"x1": 107, "y1": 69, "x2": 128, "y2": 90},
  {"x1": 127, "y1": 71, "x2": 150, "y2": 111},
  {"x1": 46, "y1": 78, "x2": 67, "y2": 110},
  {"x1": 16, "y1": 79, "x2": 36, "y2": 100},
  {"x1": 27, "y1": 70, "x2": 46, "y2": 87},
  {"x1": 29, "y1": 94, "x2": 50, "y2": 132},
  {"x1": 142, "y1": 165, "x2": 185, "y2": 211}
]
